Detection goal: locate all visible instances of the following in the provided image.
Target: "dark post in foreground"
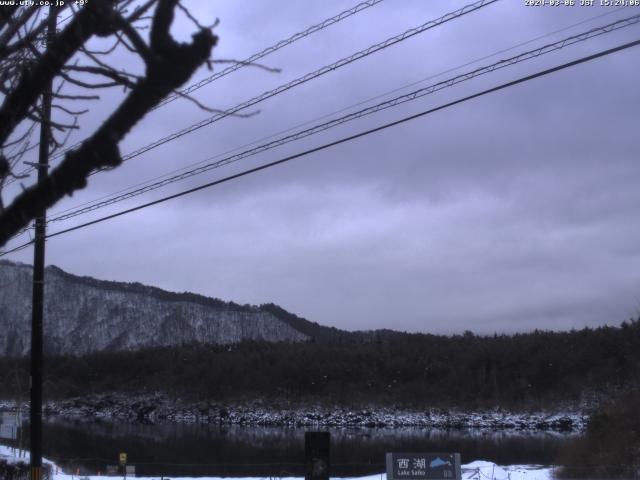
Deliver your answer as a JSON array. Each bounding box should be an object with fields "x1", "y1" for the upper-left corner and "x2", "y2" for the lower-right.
[
  {"x1": 30, "y1": 7, "x2": 56, "y2": 480},
  {"x1": 305, "y1": 431, "x2": 330, "y2": 480}
]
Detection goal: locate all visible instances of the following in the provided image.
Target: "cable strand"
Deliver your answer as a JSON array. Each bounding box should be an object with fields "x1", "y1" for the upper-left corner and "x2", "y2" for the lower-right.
[
  {"x1": 5, "y1": 37, "x2": 630, "y2": 250},
  {"x1": 42, "y1": 13, "x2": 640, "y2": 226}
]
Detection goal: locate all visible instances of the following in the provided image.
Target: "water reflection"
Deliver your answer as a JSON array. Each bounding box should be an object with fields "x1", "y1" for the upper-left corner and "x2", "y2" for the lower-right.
[{"x1": 27, "y1": 418, "x2": 575, "y2": 477}]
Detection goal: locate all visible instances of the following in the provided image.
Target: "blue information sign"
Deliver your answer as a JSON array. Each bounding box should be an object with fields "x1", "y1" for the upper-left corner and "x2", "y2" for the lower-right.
[{"x1": 386, "y1": 453, "x2": 461, "y2": 480}]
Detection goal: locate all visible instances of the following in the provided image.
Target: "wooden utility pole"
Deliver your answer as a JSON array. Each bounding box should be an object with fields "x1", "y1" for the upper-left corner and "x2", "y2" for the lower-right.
[{"x1": 30, "y1": 7, "x2": 56, "y2": 480}]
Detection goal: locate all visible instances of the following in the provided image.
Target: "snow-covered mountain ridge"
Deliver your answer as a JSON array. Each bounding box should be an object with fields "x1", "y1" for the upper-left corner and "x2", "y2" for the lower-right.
[{"x1": 0, "y1": 260, "x2": 310, "y2": 355}]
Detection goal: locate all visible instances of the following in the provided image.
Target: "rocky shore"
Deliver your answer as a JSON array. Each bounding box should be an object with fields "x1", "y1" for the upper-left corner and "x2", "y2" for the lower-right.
[{"x1": 0, "y1": 393, "x2": 588, "y2": 431}]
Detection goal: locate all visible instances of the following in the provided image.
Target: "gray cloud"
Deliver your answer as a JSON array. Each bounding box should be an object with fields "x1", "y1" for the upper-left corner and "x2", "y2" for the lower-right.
[{"x1": 4, "y1": 0, "x2": 640, "y2": 334}]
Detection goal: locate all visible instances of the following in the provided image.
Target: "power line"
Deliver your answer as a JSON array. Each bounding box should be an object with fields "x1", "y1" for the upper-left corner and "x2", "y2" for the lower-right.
[
  {"x1": 41, "y1": 13, "x2": 640, "y2": 226},
  {"x1": 7, "y1": 0, "x2": 498, "y2": 188},
  {"x1": 5, "y1": 0, "x2": 387, "y2": 183},
  {"x1": 44, "y1": 5, "x2": 630, "y2": 222},
  {"x1": 155, "y1": 0, "x2": 386, "y2": 109},
  {"x1": 3, "y1": 35, "x2": 637, "y2": 257},
  {"x1": 52, "y1": 0, "x2": 499, "y2": 170},
  {"x1": 1, "y1": 240, "x2": 33, "y2": 256}
]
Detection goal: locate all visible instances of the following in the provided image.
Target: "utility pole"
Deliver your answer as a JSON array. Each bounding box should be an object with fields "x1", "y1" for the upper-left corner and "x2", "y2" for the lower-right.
[{"x1": 30, "y1": 7, "x2": 56, "y2": 480}]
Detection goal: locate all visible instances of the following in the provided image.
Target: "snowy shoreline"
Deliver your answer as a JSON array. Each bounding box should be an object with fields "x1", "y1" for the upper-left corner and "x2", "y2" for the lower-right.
[
  {"x1": 0, "y1": 394, "x2": 588, "y2": 430},
  {"x1": 0, "y1": 445, "x2": 556, "y2": 480}
]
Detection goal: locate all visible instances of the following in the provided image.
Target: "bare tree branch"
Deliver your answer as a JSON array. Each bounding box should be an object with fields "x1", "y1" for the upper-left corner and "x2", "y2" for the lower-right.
[
  {"x1": 58, "y1": 70, "x2": 125, "y2": 90},
  {"x1": 125, "y1": 0, "x2": 158, "y2": 23},
  {"x1": 116, "y1": 13, "x2": 154, "y2": 63},
  {"x1": 213, "y1": 58, "x2": 281, "y2": 74},
  {"x1": 63, "y1": 65, "x2": 139, "y2": 89},
  {"x1": 0, "y1": 5, "x2": 38, "y2": 53},
  {"x1": 53, "y1": 93, "x2": 101, "y2": 101},
  {"x1": 0, "y1": 14, "x2": 48, "y2": 57},
  {"x1": 51, "y1": 104, "x2": 89, "y2": 116},
  {"x1": 0, "y1": 1, "x2": 121, "y2": 146},
  {"x1": 0, "y1": 0, "x2": 217, "y2": 246},
  {"x1": 0, "y1": 6, "x2": 20, "y2": 32}
]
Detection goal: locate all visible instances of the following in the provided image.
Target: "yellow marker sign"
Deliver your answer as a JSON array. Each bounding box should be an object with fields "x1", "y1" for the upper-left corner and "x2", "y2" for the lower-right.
[{"x1": 119, "y1": 453, "x2": 127, "y2": 465}]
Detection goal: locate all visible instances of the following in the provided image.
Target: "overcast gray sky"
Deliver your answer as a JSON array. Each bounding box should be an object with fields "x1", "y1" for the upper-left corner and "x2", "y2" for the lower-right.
[{"x1": 3, "y1": 0, "x2": 640, "y2": 334}]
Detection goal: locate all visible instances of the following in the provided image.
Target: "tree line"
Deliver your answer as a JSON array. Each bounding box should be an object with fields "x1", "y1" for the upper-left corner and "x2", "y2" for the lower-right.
[{"x1": 1, "y1": 319, "x2": 639, "y2": 408}]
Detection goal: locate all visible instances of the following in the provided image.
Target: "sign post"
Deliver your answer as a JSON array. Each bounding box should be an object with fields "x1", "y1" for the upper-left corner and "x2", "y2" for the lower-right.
[
  {"x1": 305, "y1": 432, "x2": 330, "y2": 480},
  {"x1": 386, "y1": 453, "x2": 461, "y2": 480},
  {"x1": 119, "y1": 453, "x2": 127, "y2": 479}
]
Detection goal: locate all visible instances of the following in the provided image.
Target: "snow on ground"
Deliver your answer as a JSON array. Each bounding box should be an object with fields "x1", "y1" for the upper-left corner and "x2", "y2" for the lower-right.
[
  {"x1": 462, "y1": 461, "x2": 553, "y2": 480},
  {"x1": 1, "y1": 444, "x2": 555, "y2": 480},
  {"x1": 0, "y1": 443, "x2": 58, "y2": 473},
  {"x1": 0, "y1": 397, "x2": 588, "y2": 430}
]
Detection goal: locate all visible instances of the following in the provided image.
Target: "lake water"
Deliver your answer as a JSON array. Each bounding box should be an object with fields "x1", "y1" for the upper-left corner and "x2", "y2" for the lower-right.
[{"x1": 8, "y1": 418, "x2": 576, "y2": 477}]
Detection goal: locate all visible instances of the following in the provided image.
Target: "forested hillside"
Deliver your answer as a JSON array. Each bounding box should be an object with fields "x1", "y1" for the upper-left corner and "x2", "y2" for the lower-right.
[
  {"x1": 1, "y1": 319, "x2": 638, "y2": 408},
  {"x1": 0, "y1": 261, "x2": 314, "y2": 355}
]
